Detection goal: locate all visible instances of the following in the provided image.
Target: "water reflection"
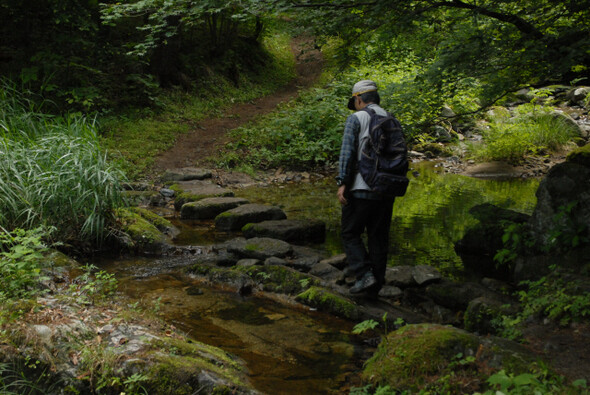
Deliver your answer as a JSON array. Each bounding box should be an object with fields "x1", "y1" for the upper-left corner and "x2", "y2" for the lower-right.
[
  {"x1": 96, "y1": 257, "x2": 360, "y2": 394},
  {"x1": 234, "y1": 161, "x2": 540, "y2": 276}
]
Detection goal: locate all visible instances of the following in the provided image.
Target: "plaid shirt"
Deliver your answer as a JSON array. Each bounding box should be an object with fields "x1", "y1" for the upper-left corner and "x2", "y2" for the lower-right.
[{"x1": 337, "y1": 114, "x2": 360, "y2": 186}]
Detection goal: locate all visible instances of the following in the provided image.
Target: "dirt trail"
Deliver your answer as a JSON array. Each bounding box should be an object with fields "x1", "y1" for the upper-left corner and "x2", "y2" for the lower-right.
[{"x1": 152, "y1": 37, "x2": 324, "y2": 174}]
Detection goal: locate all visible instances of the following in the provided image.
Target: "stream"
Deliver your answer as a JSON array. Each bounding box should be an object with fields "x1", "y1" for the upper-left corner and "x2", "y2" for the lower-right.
[{"x1": 96, "y1": 161, "x2": 540, "y2": 394}]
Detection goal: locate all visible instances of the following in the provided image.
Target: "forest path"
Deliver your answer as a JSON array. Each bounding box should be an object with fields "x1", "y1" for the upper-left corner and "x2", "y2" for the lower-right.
[{"x1": 152, "y1": 37, "x2": 324, "y2": 174}]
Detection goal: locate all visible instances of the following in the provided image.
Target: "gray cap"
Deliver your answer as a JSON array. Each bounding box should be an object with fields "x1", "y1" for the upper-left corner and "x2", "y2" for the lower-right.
[{"x1": 352, "y1": 80, "x2": 377, "y2": 96}]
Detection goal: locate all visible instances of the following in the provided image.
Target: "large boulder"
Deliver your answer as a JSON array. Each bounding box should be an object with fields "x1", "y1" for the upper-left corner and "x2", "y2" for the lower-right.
[
  {"x1": 180, "y1": 197, "x2": 249, "y2": 219},
  {"x1": 529, "y1": 159, "x2": 590, "y2": 246},
  {"x1": 362, "y1": 323, "x2": 539, "y2": 393},
  {"x1": 215, "y1": 204, "x2": 286, "y2": 231},
  {"x1": 455, "y1": 203, "x2": 530, "y2": 277},
  {"x1": 241, "y1": 219, "x2": 325, "y2": 244}
]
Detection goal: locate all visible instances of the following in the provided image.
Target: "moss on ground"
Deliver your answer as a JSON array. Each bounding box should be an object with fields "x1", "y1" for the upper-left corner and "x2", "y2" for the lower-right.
[{"x1": 296, "y1": 286, "x2": 359, "y2": 320}]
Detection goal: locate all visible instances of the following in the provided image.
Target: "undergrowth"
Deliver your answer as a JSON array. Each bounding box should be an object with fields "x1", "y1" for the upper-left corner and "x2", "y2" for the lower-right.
[{"x1": 470, "y1": 104, "x2": 579, "y2": 163}]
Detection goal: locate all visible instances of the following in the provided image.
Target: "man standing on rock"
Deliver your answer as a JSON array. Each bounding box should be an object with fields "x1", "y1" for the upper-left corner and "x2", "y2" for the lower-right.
[{"x1": 336, "y1": 80, "x2": 397, "y2": 296}]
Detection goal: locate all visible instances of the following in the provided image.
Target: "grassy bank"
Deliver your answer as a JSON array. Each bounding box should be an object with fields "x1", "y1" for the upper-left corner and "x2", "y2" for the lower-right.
[{"x1": 0, "y1": 84, "x2": 127, "y2": 248}]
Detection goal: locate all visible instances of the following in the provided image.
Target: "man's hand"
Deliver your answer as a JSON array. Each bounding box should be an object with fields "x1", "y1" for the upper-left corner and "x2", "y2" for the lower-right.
[{"x1": 337, "y1": 185, "x2": 348, "y2": 205}]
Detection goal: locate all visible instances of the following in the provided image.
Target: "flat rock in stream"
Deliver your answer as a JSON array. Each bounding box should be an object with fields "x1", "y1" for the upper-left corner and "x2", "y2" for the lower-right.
[
  {"x1": 226, "y1": 237, "x2": 292, "y2": 260},
  {"x1": 215, "y1": 204, "x2": 287, "y2": 231},
  {"x1": 242, "y1": 219, "x2": 325, "y2": 244},
  {"x1": 309, "y1": 261, "x2": 344, "y2": 283},
  {"x1": 180, "y1": 197, "x2": 250, "y2": 219},
  {"x1": 171, "y1": 180, "x2": 234, "y2": 210},
  {"x1": 162, "y1": 167, "x2": 212, "y2": 182}
]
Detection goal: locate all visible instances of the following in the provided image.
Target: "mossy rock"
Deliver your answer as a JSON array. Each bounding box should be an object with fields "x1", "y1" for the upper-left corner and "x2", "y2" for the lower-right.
[
  {"x1": 237, "y1": 265, "x2": 318, "y2": 295},
  {"x1": 129, "y1": 207, "x2": 174, "y2": 232},
  {"x1": 362, "y1": 323, "x2": 540, "y2": 393},
  {"x1": 145, "y1": 337, "x2": 253, "y2": 395},
  {"x1": 114, "y1": 208, "x2": 169, "y2": 251},
  {"x1": 295, "y1": 286, "x2": 359, "y2": 320},
  {"x1": 168, "y1": 183, "x2": 234, "y2": 211},
  {"x1": 566, "y1": 144, "x2": 590, "y2": 168}
]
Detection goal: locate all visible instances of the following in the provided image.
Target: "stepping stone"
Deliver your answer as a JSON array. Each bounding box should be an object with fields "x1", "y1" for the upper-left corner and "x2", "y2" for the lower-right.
[
  {"x1": 242, "y1": 219, "x2": 325, "y2": 244},
  {"x1": 171, "y1": 180, "x2": 234, "y2": 210},
  {"x1": 385, "y1": 265, "x2": 416, "y2": 288},
  {"x1": 412, "y1": 265, "x2": 442, "y2": 286},
  {"x1": 226, "y1": 237, "x2": 293, "y2": 260},
  {"x1": 180, "y1": 197, "x2": 249, "y2": 219},
  {"x1": 162, "y1": 167, "x2": 212, "y2": 182},
  {"x1": 215, "y1": 204, "x2": 286, "y2": 231},
  {"x1": 309, "y1": 261, "x2": 343, "y2": 282},
  {"x1": 320, "y1": 254, "x2": 347, "y2": 270}
]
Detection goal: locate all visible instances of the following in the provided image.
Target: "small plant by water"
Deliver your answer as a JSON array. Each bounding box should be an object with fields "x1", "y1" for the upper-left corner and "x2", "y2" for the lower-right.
[{"x1": 0, "y1": 82, "x2": 127, "y2": 247}]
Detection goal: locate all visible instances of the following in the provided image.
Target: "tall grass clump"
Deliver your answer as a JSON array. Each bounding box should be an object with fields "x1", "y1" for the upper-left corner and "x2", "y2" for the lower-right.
[
  {"x1": 0, "y1": 82, "x2": 127, "y2": 246},
  {"x1": 470, "y1": 106, "x2": 579, "y2": 163}
]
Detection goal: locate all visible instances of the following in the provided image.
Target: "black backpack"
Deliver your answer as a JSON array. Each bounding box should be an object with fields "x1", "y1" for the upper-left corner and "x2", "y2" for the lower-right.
[{"x1": 358, "y1": 107, "x2": 409, "y2": 196}]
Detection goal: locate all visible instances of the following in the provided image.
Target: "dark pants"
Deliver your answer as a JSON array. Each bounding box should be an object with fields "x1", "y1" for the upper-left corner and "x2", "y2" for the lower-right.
[{"x1": 341, "y1": 196, "x2": 395, "y2": 289}]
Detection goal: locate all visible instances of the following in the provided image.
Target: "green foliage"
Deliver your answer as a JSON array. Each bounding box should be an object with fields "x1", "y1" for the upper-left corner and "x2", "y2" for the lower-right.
[
  {"x1": 518, "y1": 268, "x2": 590, "y2": 326},
  {"x1": 493, "y1": 221, "x2": 535, "y2": 267},
  {"x1": 218, "y1": 84, "x2": 348, "y2": 169},
  {"x1": 470, "y1": 106, "x2": 579, "y2": 163},
  {"x1": 68, "y1": 264, "x2": 118, "y2": 306},
  {"x1": 475, "y1": 368, "x2": 588, "y2": 395},
  {"x1": 0, "y1": 227, "x2": 50, "y2": 301},
  {"x1": 0, "y1": 83, "x2": 127, "y2": 245},
  {"x1": 294, "y1": 0, "x2": 590, "y2": 107},
  {"x1": 352, "y1": 319, "x2": 379, "y2": 335},
  {"x1": 547, "y1": 202, "x2": 589, "y2": 252}
]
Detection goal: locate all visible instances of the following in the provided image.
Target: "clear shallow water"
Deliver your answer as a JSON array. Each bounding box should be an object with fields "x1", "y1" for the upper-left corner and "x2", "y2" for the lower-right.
[
  {"x1": 96, "y1": 161, "x2": 539, "y2": 393},
  {"x1": 95, "y1": 257, "x2": 360, "y2": 394}
]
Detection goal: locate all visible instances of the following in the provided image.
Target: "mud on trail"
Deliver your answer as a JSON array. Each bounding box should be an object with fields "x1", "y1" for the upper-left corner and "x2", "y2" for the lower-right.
[{"x1": 152, "y1": 37, "x2": 324, "y2": 174}]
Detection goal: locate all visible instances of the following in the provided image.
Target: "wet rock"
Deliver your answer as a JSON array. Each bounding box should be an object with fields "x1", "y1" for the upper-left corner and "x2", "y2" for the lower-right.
[
  {"x1": 418, "y1": 300, "x2": 458, "y2": 325},
  {"x1": 242, "y1": 219, "x2": 325, "y2": 244},
  {"x1": 287, "y1": 256, "x2": 319, "y2": 272},
  {"x1": 455, "y1": 203, "x2": 530, "y2": 278},
  {"x1": 320, "y1": 254, "x2": 347, "y2": 270},
  {"x1": 464, "y1": 296, "x2": 516, "y2": 335},
  {"x1": 385, "y1": 266, "x2": 415, "y2": 288},
  {"x1": 162, "y1": 167, "x2": 212, "y2": 182},
  {"x1": 425, "y1": 280, "x2": 505, "y2": 310},
  {"x1": 309, "y1": 261, "x2": 344, "y2": 282},
  {"x1": 412, "y1": 265, "x2": 442, "y2": 285},
  {"x1": 529, "y1": 160, "x2": 590, "y2": 246},
  {"x1": 159, "y1": 188, "x2": 175, "y2": 198},
  {"x1": 226, "y1": 237, "x2": 292, "y2": 260},
  {"x1": 378, "y1": 286, "x2": 403, "y2": 299},
  {"x1": 236, "y1": 259, "x2": 261, "y2": 267},
  {"x1": 170, "y1": 180, "x2": 234, "y2": 210},
  {"x1": 122, "y1": 190, "x2": 161, "y2": 206},
  {"x1": 215, "y1": 204, "x2": 287, "y2": 231},
  {"x1": 264, "y1": 256, "x2": 287, "y2": 266},
  {"x1": 180, "y1": 197, "x2": 249, "y2": 219},
  {"x1": 296, "y1": 286, "x2": 360, "y2": 320}
]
